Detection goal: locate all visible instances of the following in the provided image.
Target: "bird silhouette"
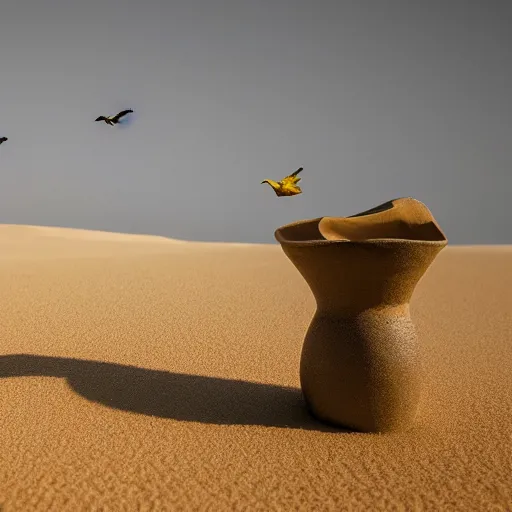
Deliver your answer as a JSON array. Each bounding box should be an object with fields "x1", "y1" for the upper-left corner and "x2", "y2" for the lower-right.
[
  {"x1": 261, "y1": 167, "x2": 303, "y2": 197},
  {"x1": 95, "y1": 109, "x2": 133, "y2": 126},
  {"x1": 0, "y1": 137, "x2": 7, "y2": 145}
]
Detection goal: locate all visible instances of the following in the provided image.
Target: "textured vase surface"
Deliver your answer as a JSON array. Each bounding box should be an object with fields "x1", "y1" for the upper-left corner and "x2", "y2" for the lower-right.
[{"x1": 274, "y1": 197, "x2": 448, "y2": 433}]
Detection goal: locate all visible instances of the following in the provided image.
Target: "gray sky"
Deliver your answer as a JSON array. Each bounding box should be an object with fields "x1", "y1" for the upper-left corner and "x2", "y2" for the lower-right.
[{"x1": 0, "y1": 1, "x2": 510, "y2": 244}]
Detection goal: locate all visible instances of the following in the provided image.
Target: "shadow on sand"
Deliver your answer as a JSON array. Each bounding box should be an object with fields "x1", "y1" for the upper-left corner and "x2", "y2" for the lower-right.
[{"x1": 0, "y1": 354, "x2": 348, "y2": 433}]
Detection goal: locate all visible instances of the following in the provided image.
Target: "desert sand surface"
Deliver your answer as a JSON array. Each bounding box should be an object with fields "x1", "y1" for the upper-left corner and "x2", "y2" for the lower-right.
[{"x1": 0, "y1": 225, "x2": 511, "y2": 511}]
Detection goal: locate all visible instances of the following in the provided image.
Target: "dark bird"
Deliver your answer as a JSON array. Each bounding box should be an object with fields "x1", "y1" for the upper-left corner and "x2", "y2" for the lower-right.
[
  {"x1": 0, "y1": 137, "x2": 7, "y2": 145},
  {"x1": 261, "y1": 167, "x2": 304, "y2": 197},
  {"x1": 95, "y1": 109, "x2": 133, "y2": 126}
]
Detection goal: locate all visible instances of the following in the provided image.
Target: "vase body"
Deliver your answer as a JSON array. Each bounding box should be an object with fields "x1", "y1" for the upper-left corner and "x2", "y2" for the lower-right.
[{"x1": 274, "y1": 197, "x2": 448, "y2": 433}]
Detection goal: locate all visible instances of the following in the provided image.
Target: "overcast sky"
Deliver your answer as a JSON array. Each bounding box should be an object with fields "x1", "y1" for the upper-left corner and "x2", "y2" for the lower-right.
[{"x1": 0, "y1": 1, "x2": 510, "y2": 244}]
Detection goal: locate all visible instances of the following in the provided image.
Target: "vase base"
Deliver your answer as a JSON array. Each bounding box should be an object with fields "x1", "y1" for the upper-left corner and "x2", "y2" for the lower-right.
[{"x1": 304, "y1": 397, "x2": 419, "y2": 434}]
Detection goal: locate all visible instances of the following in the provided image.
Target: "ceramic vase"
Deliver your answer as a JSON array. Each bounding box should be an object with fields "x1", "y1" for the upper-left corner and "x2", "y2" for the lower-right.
[{"x1": 274, "y1": 197, "x2": 448, "y2": 433}]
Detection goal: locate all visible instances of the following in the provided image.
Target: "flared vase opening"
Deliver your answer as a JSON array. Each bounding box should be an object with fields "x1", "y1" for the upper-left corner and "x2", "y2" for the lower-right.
[
  {"x1": 274, "y1": 197, "x2": 448, "y2": 247},
  {"x1": 273, "y1": 198, "x2": 448, "y2": 313}
]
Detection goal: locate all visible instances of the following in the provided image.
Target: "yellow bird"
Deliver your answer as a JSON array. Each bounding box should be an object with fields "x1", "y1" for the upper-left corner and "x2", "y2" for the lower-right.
[{"x1": 261, "y1": 167, "x2": 303, "y2": 197}]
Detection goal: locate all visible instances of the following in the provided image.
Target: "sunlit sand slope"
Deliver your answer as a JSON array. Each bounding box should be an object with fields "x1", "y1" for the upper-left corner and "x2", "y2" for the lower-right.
[{"x1": 0, "y1": 226, "x2": 510, "y2": 511}]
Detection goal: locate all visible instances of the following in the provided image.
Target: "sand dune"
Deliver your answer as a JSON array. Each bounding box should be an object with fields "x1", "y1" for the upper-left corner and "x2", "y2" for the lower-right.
[
  {"x1": 0, "y1": 224, "x2": 178, "y2": 242},
  {"x1": 0, "y1": 225, "x2": 270, "y2": 261},
  {"x1": 0, "y1": 226, "x2": 511, "y2": 511}
]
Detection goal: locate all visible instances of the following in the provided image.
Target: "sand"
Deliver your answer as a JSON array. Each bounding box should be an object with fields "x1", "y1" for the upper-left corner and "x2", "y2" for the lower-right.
[{"x1": 0, "y1": 225, "x2": 511, "y2": 511}]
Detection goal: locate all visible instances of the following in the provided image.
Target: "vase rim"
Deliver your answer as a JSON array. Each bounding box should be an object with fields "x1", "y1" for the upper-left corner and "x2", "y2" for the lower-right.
[
  {"x1": 274, "y1": 235, "x2": 448, "y2": 248},
  {"x1": 274, "y1": 197, "x2": 448, "y2": 247}
]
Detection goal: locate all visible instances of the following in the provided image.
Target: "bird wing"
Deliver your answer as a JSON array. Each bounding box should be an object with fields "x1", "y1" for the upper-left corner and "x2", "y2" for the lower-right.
[
  {"x1": 112, "y1": 109, "x2": 133, "y2": 122},
  {"x1": 281, "y1": 167, "x2": 303, "y2": 185},
  {"x1": 95, "y1": 116, "x2": 106, "y2": 121}
]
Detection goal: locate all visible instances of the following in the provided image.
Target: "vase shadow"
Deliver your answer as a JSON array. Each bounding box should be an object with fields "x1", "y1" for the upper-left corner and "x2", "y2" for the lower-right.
[{"x1": 0, "y1": 353, "x2": 348, "y2": 433}]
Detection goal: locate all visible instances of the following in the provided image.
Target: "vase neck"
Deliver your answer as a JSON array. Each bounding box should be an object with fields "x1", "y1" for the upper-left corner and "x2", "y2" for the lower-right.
[
  {"x1": 314, "y1": 301, "x2": 411, "y2": 318},
  {"x1": 281, "y1": 241, "x2": 445, "y2": 315}
]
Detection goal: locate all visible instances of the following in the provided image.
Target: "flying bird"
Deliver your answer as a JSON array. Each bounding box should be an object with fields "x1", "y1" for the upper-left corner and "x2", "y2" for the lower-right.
[
  {"x1": 261, "y1": 167, "x2": 304, "y2": 197},
  {"x1": 0, "y1": 137, "x2": 7, "y2": 145},
  {"x1": 95, "y1": 109, "x2": 133, "y2": 126}
]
